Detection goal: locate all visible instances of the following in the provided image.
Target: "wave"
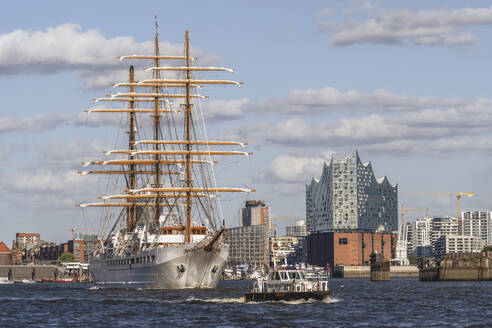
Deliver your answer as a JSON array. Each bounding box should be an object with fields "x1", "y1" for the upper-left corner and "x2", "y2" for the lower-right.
[{"x1": 185, "y1": 296, "x2": 341, "y2": 305}]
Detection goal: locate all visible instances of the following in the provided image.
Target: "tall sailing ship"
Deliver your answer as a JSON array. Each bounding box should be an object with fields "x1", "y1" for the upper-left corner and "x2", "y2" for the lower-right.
[{"x1": 77, "y1": 25, "x2": 253, "y2": 288}]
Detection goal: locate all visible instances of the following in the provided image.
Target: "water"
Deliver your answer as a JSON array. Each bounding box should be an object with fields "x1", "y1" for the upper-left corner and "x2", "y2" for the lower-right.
[{"x1": 0, "y1": 278, "x2": 491, "y2": 327}]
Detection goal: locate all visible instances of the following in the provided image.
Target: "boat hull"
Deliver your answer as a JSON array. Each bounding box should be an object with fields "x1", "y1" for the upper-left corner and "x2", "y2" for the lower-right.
[
  {"x1": 89, "y1": 243, "x2": 229, "y2": 289},
  {"x1": 244, "y1": 290, "x2": 331, "y2": 302}
]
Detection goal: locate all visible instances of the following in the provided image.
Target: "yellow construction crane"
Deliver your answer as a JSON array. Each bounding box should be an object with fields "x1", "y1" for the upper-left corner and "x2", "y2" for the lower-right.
[
  {"x1": 66, "y1": 228, "x2": 90, "y2": 240},
  {"x1": 268, "y1": 217, "x2": 298, "y2": 230},
  {"x1": 404, "y1": 192, "x2": 475, "y2": 219},
  {"x1": 400, "y1": 205, "x2": 429, "y2": 227}
]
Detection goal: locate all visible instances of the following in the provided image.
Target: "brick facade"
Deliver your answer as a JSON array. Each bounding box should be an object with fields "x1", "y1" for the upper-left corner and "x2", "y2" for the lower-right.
[{"x1": 307, "y1": 231, "x2": 397, "y2": 267}]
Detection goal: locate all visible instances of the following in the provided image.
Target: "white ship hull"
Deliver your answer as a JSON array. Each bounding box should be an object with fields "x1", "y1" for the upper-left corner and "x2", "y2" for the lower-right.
[{"x1": 90, "y1": 242, "x2": 229, "y2": 289}]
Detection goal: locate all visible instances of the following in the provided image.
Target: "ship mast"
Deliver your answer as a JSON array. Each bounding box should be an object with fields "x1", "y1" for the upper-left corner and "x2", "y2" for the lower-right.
[
  {"x1": 127, "y1": 65, "x2": 137, "y2": 231},
  {"x1": 77, "y1": 25, "x2": 256, "y2": 242},
  {"x1": 153, "y1": 21, "x2": 162, "y2": 229},
  {"x1": 184, "y1": 30, "x2": 192, "y2": 243}
]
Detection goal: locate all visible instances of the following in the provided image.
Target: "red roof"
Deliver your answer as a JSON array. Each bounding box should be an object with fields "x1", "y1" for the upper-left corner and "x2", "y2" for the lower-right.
[{"x1": 0, "y1": 242, "x2": 11, "y2": 253}]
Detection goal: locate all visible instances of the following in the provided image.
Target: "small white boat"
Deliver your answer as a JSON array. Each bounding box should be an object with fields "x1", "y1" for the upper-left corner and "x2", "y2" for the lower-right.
[
  {"x1": 0, "y1": 277, "x2": 13, "y2": 284},
  {"x1": 244, "y1": 269, "x2": 330, "y2": 302}
]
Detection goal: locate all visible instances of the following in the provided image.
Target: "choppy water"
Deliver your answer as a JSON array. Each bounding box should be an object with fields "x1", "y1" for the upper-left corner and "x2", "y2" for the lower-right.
[{"x1": 0, "y1": 278, "x2": 491, "y2": 327}]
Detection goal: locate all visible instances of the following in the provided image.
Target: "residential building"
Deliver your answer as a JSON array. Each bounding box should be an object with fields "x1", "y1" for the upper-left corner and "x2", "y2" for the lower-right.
[
  {"x1": 241, "y1": 200, "x2": 270, "y2": 227},
  {"x1": 67, "y1": 239, "x2": 85, "y2": 263},
  {"x1": 15, "y1": 233, "x2": 40, "y2": 246},
  {"x1": 226, "y1": 225, "x2": 269, "y2": 267},
  {"x1": 286, "y1": 221, "x2": 307, "y2": 238},
  {"x1": 306, "y1": 150, "x2": 398, "y2": 233},
  {"x1": 0, "y1": 242, "x2": 12, "y2": 265},
  {"x1": 39, "y1": 243, "x2": 66, "y2": 262},
  {"x1": 430, "y1": 217, "x2": 458, "y2": 255},
  {"x1": 462, "y1": 211, "x2": 492, "y2": 245},
  {"x1": 435, "y1": 235, "x2": 485, "y2": 256},
  {"x1": 406, "y1": 216, "x2": 459, "y2": 258},
  {"x1": 83, "y1": 235, "x2": 99, "y2": 263}
]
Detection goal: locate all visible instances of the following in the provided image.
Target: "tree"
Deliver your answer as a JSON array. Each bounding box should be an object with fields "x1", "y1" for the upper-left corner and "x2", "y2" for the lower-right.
[
  {"x1": 408, "y1": 254, "x2": 419, "y2": 265},
  {"x1": 483, "y1": 245, "x2": 492, "y2": 252},
  {"x1": 58, "y1": 252, "x2": 76, "y2": 262}
]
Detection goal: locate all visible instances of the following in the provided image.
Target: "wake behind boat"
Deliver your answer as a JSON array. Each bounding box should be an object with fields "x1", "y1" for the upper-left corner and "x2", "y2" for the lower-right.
[{"x1": 78, "y1": 22, "x2": 253, "y2": 289}]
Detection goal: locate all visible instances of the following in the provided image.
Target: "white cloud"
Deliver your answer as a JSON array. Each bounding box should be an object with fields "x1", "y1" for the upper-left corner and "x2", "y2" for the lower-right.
[
  {"x1": 257, "y1": 152, "x2": 336, "y2": 195},
  {"x1": 258, "y1": 153, "x2": 333, "y2": 183},
  {"x1": 326, "y1": 6, "x2": 492, "y2": 46},
  {"x1": 0, "y1": 23, "x2": 219, "y2": 88},
  {"x1": 201, "y1": 98, "x2": 252, "y2": 122},
  {"x1": 36, "y1": 139, "x2": 109, "y2": 169},
  {"x1": 0, "y1": 113, "x2": 71, "y2": 134},
  {"x1": 202, "y1": 86, "x2": 469, "y2": 120},
  {"x1": 1, "y1": 169, "x2": 89, "y2": 193}
]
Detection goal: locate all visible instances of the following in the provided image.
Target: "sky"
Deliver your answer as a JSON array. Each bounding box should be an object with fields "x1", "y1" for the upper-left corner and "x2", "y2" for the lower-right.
[{"x1": 1, "y1": 0, "x2": 492, "y2": 243}]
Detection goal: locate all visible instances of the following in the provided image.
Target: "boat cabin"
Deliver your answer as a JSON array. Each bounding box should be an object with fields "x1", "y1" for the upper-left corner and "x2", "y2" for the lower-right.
[
  {"x1": 252, "y1": 269, "x2": 329, "y2": 293},
  {"x1": 157, "y1": 226, "x2": 207, "y2": 244}
]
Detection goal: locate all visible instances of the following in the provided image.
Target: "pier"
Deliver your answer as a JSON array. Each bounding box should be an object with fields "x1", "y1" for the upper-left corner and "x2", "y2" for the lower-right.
[{"x1": 420, "y1": 252, "x2": 492, "y2": 281}]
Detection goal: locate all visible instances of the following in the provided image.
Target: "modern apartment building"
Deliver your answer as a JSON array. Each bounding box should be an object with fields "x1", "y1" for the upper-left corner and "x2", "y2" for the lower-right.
[
  {"x1": 435, "y1": 235, "x2": 485, "y2": 256},
  {"x1": 306, "y1": 151, "x2": 398, "y2": 233},
  {"x1": 406, "y1": 216, "x2": 459, "y2": 258},
  {"x1": 285, "y1": 221, "x2": 307, "y2": 238},
  {"x1": 241, "y1": 200, "x2": 270, "y2": 227},
  {"x1": 462, "y1": 211, "x2": 492, "y2": 245},
  {"x1": 15, "y1": 233, "x2": 40, "y2": 246},
  {"x1": 226, "y1": 225, "x2": 269, "y2": 267}
]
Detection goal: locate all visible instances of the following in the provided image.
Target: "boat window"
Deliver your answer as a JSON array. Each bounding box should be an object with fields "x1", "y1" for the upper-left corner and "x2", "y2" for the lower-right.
[
  {"x1": 299, "y1": 271, "x2": 305, "y2": 279},
  {"x1": 274, "y1": 272, "x2": 280, "y2": 280},
  {"x1": 280, "y1": 271, "x2": 288, "y2": 280},
  {"x1": 288, "y1": 271, "x2": 301, "y2": 279}
]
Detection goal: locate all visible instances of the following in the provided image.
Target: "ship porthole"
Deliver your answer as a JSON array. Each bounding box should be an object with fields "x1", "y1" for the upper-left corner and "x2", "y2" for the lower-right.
[
  {"x1": 211, "y1": 265, "x2": 218, "y2": 273},
  {"x1": 177, "y1": 264, "x2": 186, "y2": 273}
]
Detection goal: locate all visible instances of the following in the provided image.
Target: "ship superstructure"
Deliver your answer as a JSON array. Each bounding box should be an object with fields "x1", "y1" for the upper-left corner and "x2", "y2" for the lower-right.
[{"x1": 77, "y1": 23, "x2": 253, "y2": 288}]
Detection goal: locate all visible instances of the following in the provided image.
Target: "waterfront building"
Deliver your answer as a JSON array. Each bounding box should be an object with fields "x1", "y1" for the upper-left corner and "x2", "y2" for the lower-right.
[
  {"x1": 83, "y1": 234, "x2": 99, "y2": 263},
  {"x1": 430, "y1": 217, "x2": 459, "y2": 255},
  {"x1": 435, "y1": 235, "x2": 485, "y2": 256},
  {"x1": 286, "y1": 221, "x2": 307, "y2": 238},
  {"x1": 462, "y1": 211, "x2": 492, "y2": 245},
  {"x1": 406, "y1": 216, "x2": 459, "y2": 258},
  {"x1": 307, "y1": 231, "x2": 397, "y2": 268},
  {"x1": 67, "y1": 239, "x2": 85, "y2": 263},
  {"x1": 406, "y1": 217, "x2": 433, "y2": 258},
  {"x1": 0, "y1": 242, "x2": 12, "y2": 265},
  {"x1": 39, "y1": 242, "x2": 66, "y2": 262},
  {"x1": 241, "y1": 200, "x2": 270, "y2": 227},
  {"x1": 305, "y1": 151, "x2": 397, "y2": 268},
  {"x1": 15, "y1": 233, "x2": 41, "y2": 246},
  {"x1": 306, "y1": 151, "x2": 398, "y2": 233},
  {"x1": 15, "y1": 233, "x2": 40, "y2": 246},
  {"x1": 226, "y1": 225, "x2": 269, "y2": 267}
]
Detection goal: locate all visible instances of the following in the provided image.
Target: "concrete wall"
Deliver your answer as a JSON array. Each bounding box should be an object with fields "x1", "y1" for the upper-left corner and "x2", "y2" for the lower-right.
[
  {"x1": 0, "y1": 265, "x2": 58, "y2": 281},
  {"x1": 339, "y1": 265, "x2": 418, "y2": 278},
  {"x1": 420, "y1": 256, "x2": 492, "y2": 281}
]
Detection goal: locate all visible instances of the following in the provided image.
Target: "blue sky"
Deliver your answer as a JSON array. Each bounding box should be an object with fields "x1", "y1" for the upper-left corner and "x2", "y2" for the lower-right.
[{"x1": 1, "y1": 0, "x2": 492, "y2": 243}]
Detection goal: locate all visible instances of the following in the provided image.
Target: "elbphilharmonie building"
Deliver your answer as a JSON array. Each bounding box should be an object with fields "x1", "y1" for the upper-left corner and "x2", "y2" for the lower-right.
[{"x1": 306, "y1": 151, "x2": 398, "y2": 233}]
